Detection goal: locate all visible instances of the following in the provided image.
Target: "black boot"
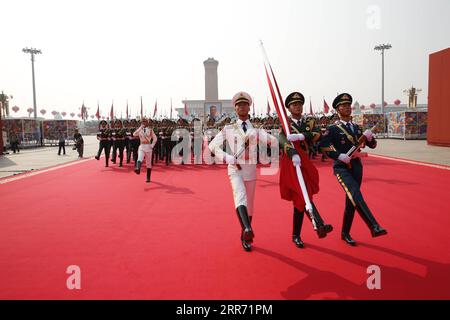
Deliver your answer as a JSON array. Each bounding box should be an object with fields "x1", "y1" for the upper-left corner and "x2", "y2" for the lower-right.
[
  {"x1": 236, "y1": 206, "x2": 254, "y2": 252},
  {"x1": 95, "y1": 154, "x2": 100, "y2": 160},
  {"x1": 341, "y1": 232, "x2": 356, "y2": 246},
  {"x1": 310, "y1": 202, "x2": 333, "y2": 238},
  {"x1": 105, "y1": 157, "x2": 109, "y2": 167},
  {"x1": 355, "y1": 201, "x2": 387, "y2": 238},
  {"x1": 134, "y1": 161, "x2": 142, "y2": 174},
  {"x1": 293, "y1": 207, "x2": 304, "y2": 248},
  {"x1": 342, "y1": 199, "x2": 356, "y2": 245},
  {"x1": 146, "y1": 168, "x2": 152, "y2": 183}
]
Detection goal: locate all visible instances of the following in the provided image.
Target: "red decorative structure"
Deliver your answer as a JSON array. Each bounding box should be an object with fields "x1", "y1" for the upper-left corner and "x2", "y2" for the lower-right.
[
  {"x1": 394, "y1": 99, "x2": 401, "y2": 106},
  {"x1": 12, "y1": 106, "x2": 19, "y2": 113},
  {"x1": 428, "y1": 47, "x2": 450, "y2": 146},
  {"x1": 40, "y1": 109, "x2": 46, "y2": 116}
]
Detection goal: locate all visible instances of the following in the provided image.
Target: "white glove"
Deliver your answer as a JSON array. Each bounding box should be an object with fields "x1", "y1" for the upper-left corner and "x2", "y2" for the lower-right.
[
  {"x1": 287, "y1": 133, "x2": 305, "y2": 142},
  {"x1": 292, "y1": 154, "x2": 301, "y2": 167},
  {"x1": 224, "y1": 154, "x2": 236, "y2": 165},
  {"x1": 338, "y1": 153, "x2": 351, "y2": 164},
  {"x1": 363, "y1": 129, "x2": 373, "y2": 142}
]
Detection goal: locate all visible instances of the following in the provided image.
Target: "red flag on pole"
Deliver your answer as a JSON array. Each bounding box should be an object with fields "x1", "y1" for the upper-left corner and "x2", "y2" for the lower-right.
[
  {"x1": 140, "y1": 96, "x2": 143, "y2": 119},
  {"x1": 324, "y1": 99, "x2": 330, "y2": 114},
  {"x1": 252, "y1": 98, "x2": 255, "y2": 118},
  {"x1": 262, "y1": 50, "x2": 319, "y2": 211},
  {"x1": 184, "y1": 103, "x2": 188, "y2": 116},
  {"x1": 95, "y1": 101, "x2": 100, "y2": 120},
  {"x1": 81, "y1": 102, "x2": 88, "y2": 121},
  {"x1": 153, "y1": 100, "x2": 157, "y2": 118},
  {"x1": 110, "y1": 102, "x2": 114, "y2": 126}
]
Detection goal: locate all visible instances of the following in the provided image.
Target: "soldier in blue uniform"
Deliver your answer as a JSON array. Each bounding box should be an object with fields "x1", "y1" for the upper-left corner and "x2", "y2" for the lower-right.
[{"x1": 320, "y1": 93, "x2": 388, "y2": 246}]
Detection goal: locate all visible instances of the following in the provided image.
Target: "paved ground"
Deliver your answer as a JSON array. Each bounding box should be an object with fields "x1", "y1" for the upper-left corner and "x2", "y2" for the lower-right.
[
  {"x1": 0, "y1": 135, "x2": 99, "y2": 179},
  {"x1": 1, "y1": 136, "x2": 449, "y2": 179},
  {"x1": 365, "y1": 139, "x2": 450, "y2": 166}
]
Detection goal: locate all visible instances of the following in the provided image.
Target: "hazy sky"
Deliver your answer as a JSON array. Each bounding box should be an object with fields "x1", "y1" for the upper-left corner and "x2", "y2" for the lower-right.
[{"x1": 1, "y1": 0, "x2": 449, "y2": 118}]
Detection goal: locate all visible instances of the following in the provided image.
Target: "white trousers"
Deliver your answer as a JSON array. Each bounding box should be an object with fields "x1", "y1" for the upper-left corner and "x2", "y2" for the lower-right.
[
  {"x1": 138, "y1": 144, "x2": 153, "y2": 168},
  {"x1": 229, "y1": 175, "x2": 256, "y2": 217}
]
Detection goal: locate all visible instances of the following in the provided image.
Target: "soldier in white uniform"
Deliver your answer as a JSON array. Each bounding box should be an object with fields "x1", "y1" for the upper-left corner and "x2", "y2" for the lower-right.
[
  {"x1": 209, "y1": 91, "x2": 276, "y2": 252},
  {"x1": 133, "y1": 117, "x2": 157, "y2": 183}
]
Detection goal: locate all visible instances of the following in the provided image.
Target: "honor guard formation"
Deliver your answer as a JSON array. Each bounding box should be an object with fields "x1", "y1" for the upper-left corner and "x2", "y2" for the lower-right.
[{"x1": 94, "y1": 91, "x2": 388, "y2": 251}]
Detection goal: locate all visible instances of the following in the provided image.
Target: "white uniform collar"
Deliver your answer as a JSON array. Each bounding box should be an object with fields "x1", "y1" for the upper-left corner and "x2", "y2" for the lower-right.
[{"x1": 236, "y1": 118, "x2": 252, "y2": 128}]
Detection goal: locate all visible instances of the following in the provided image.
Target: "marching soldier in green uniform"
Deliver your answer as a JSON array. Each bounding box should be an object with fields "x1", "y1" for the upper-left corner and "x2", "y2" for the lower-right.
[
  {"x1": 320, "y1": 93, "x2": 387, "y2": 246},
  {"x1": 95, "y1": 120, "x2": 112, "y2": 167},
  {"x1": 278, "y1": 92, "x2": 333, "y2": 248},
  {"x1": 111, "y1": 119, "x2": 127, "y2": 167},
  {"x1": 128, "y1": 119, "x2": 140, "y2": 164}
]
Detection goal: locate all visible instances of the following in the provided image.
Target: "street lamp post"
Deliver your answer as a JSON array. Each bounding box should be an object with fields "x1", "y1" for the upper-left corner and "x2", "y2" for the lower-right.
[
  {"x1": 374, "y1": 44, "x2": 392, "y2": 136},
  {"x1": 22, "y1": 47, "x2": 42, "y2": 145}
]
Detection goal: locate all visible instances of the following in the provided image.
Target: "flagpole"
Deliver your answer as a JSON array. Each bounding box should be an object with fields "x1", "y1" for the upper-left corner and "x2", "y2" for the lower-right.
[{"x1": 260, "y1": 40, "x2": 315, "y2": 222}]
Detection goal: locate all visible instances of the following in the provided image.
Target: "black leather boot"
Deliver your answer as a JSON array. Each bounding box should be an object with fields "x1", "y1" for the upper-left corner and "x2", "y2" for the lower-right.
[
  {"x1": 146, "y1": 168, "x2": 152, "y2": 183},
  {"x1": 293, "y1": 207, "x2": 304, "y2": 248},
  {"x1": 341, "y1": 232, "x2": 356, "y2": 246},
  {"x1": 105, "y1": 157, "x2": 109, "y2": 167},
  {"x1": 134, "y1": 160, "x2": 142, "y2": 174},
  {"x1": 342, "y1": 198, "x2": 356, "y2": 246},
  {"x1": 310, "y1": 202, "x2": 333, "y2": 238},
  {"x1": 236, "y1": 206, "x2": 254, "y2": 252},
  {"x1": 355, "y1": 201, "x2": 387, "y2": 238}
]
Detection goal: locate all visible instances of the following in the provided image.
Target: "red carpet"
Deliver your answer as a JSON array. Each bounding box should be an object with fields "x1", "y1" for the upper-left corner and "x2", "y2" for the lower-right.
[{"x1": 1, "y1": 155, "x2": 449, "y2": 300}]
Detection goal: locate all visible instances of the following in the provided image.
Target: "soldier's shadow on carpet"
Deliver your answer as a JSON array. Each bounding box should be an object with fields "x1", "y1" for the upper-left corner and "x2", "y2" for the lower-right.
[
  {"x1": 144, "y1": 181, "x2": 195, "y2": 195},
  {"x1": 254, "y1": 244, "x2": 450, "y2": 300}
]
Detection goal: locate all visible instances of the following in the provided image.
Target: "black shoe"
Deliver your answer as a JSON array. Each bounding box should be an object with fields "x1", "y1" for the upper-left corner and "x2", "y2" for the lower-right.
[
  {"x1": 324, "y1": 224, "x2": 333, "y2": 234},
  {"x1": 241, "y1": 232, "x2": 252, "y2": 252},
  {"x1": 95, "y1": 155, "x2": 100, "y2": 160},
  {"x1": 146, "y1": 168, "x2": 151, "y2": 183},
  {"x1": 119, "y1": 163, "x2": 123, "y2": 167},
  {"x1": 316, "y1": 225, "x2": 327, "y2": 239},
  {"x1": 236, "y1": 206, "x2": 254, "y2": 248},
  {"x1": 292, "y1": 236, "x2": 304, "y2": 248},
  {"x1": 341, "y1": 233, "x2": 356, "y2": 246},
  {"x1": 371, "y1": 225, "x2": 388, "y2": 238},
  {"x1": 134, "y1": 161, "x2": 142, "y2": 174}
]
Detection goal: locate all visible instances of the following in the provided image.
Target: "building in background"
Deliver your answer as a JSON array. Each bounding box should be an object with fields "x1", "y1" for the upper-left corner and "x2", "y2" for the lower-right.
[{"x1": 177, "y1": 58, "x2": 233, "y2": 121}]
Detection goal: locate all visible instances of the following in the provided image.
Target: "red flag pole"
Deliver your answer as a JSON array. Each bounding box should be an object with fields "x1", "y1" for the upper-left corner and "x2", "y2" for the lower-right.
[{"x1": 260, "y1": 40, "x2": 315, "y2": 221}]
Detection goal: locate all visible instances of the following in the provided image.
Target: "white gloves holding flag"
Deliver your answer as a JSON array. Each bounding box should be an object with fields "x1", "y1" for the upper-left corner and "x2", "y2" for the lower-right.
[
  {"x1": 338, "y1": 153, "x2": 351, "y2": 164},
  {"x1": 292, "y1": 154, "x2": 301, "y2": 167},
  {"x1": 287, "y1": 134, "x2": 305, "y2": 142},
  {"x1": 363, "y1": 129, "x2": 374, "y2": 141}
]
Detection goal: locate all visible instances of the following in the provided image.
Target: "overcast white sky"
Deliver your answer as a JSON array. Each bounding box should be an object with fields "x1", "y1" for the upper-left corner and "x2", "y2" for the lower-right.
[{"x1": 1, "y1": 0, "x2": 449, "y2": 118}]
